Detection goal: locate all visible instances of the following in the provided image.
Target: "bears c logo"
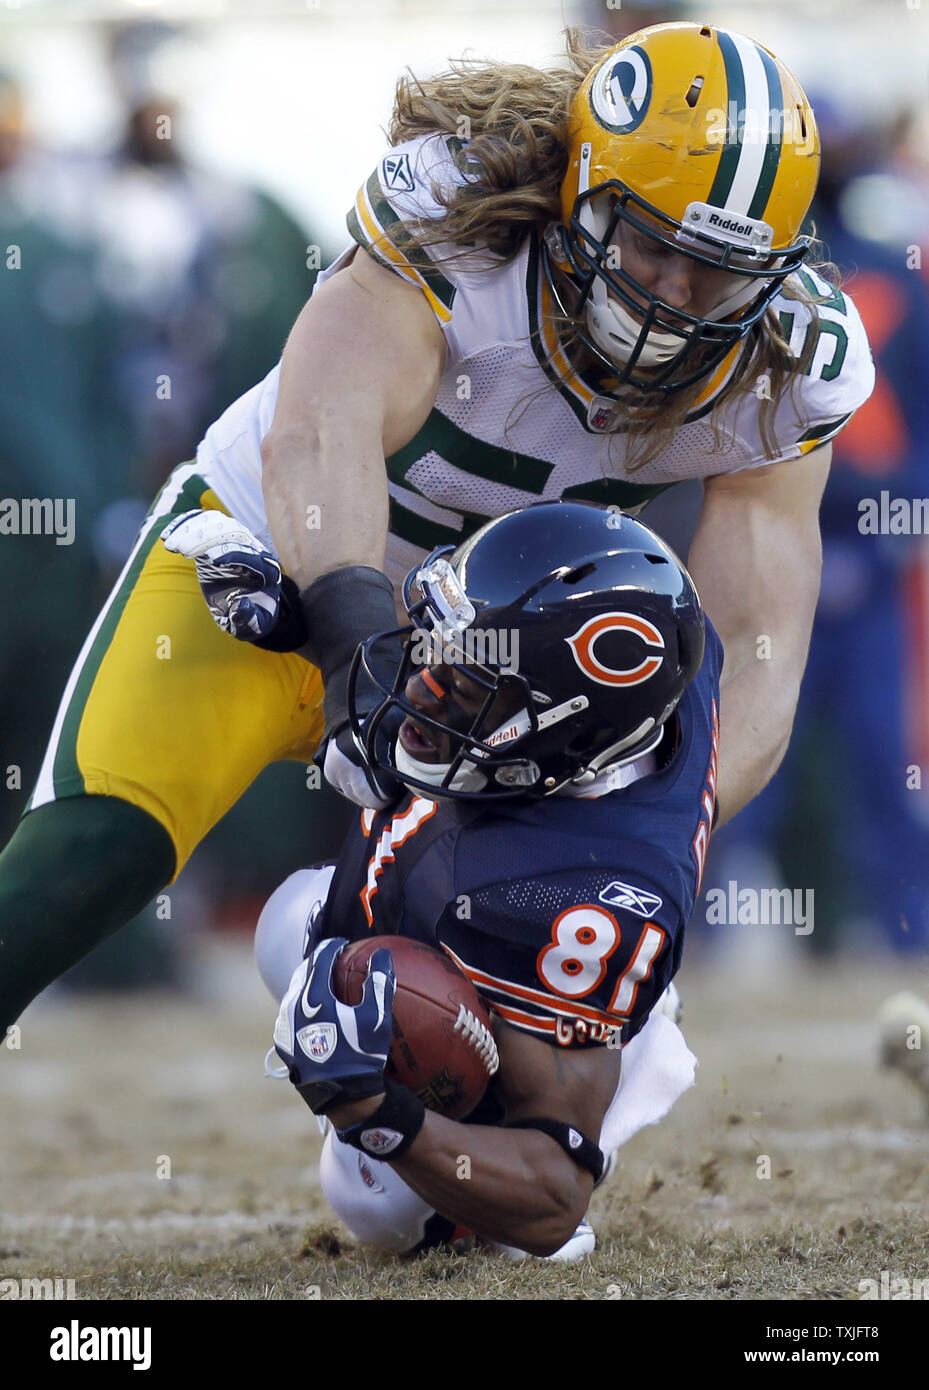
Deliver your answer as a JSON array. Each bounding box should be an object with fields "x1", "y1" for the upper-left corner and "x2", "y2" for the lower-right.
[{"x1": 565, "y1": 612, "x2": 665, "y2": 687}]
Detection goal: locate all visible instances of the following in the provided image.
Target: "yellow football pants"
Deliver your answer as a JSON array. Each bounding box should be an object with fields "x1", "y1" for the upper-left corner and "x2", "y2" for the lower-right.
[{"x1": 29, "y1": 463, "x2": 325, "y2": 879}]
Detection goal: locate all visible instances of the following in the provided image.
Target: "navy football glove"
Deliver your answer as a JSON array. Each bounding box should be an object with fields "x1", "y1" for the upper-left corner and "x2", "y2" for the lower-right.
[
  {"x1": 161, "y1": 509, "x2": 284, "y2": 641},
  {"x1": 273, "y1": 937, "x2": 395, "y2": 1115}
]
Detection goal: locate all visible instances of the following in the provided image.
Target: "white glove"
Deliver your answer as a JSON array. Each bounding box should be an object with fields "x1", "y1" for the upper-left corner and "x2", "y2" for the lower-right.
[
  {"x1": 323, "y1": 737, "x2": 395, "y2": 810},
  {"x1": 161, "y1": 509, "x2": 283, "y2": 640}
]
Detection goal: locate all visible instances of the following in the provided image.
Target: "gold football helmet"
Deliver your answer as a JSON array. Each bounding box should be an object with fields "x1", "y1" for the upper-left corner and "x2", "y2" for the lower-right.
[{"x1": 545, "y1": 22, "x2": 820, "y2": 393}]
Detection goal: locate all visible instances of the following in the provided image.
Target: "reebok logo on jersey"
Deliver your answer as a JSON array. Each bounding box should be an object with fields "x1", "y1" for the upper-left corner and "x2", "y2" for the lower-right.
[
  {"x1": 598, "y1": 880, "x2": 664, "y2": 918},
  {"x1": 381, "y1": 153, "x2": 415, "y2": 192}
]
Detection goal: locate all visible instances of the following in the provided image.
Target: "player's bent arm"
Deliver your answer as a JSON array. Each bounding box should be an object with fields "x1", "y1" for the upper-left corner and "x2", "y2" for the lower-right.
[
  {"x1": 330, "y1": 1020, "x2": 622, "y2": 1257},
  {"x1": 260, "y1": 249, "x2": 447, "y2": 590},
  {"x1": 686, "y1": 443, "x2": 831, "y2": 826}
]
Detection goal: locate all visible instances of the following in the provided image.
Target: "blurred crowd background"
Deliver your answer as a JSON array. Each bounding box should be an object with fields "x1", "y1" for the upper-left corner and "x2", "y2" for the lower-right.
[{"x1": 1, "y1": 0, "x2": 928, "y2": 991}]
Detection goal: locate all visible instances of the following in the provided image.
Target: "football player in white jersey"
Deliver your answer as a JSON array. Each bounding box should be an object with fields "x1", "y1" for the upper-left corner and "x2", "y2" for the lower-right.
[
  {"x1": 0, "y1": 24, "x2": 873, "y2": 1035},
  {"x1": 183, "y1": 20, "x2": 873, "y2": 815}
]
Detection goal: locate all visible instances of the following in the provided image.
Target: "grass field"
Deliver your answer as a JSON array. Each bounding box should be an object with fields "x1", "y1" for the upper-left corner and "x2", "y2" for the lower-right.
[{"x1": 1, "y1": 940, "x2": 927, "y2": 1302}]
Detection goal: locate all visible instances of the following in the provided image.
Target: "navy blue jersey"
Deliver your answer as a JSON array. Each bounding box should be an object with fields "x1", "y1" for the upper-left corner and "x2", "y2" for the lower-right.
[{"x1": 320, "y1": 624, "x2": 722, "y2": 1048}]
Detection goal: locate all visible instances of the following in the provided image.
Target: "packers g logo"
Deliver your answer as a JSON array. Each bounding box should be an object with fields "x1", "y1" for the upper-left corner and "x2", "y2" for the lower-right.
[
  {"x1": 565, "y1": 612, "x2": 665, "y2": 687},
  {"x1": 589, "y1": 47, "x2": 652, "y2": 135}
]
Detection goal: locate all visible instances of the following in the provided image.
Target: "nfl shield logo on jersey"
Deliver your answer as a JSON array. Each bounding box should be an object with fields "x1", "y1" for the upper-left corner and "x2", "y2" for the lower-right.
[
  {"x1": 296, "y1": 1021, "x2": 338, "y2": 1062},
  {"x1": 587, "y1": 397, "x2": 617, "y2": 431}
]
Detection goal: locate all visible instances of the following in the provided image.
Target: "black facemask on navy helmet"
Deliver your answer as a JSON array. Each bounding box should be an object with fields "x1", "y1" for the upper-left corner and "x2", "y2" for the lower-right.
[{"x1": 347, "y1": 501, "x2": 705, "y2": 801}]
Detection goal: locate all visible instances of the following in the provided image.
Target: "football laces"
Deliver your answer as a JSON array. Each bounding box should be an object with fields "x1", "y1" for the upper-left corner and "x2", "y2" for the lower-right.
[{"x1": 453, "y1": 1003, "x2": 499, "y2": 1076}]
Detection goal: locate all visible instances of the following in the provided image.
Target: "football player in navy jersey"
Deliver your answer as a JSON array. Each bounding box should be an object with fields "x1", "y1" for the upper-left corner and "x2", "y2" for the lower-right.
[{"x1": 257, "y1": 502, "x2": 720, "y2": 1259}]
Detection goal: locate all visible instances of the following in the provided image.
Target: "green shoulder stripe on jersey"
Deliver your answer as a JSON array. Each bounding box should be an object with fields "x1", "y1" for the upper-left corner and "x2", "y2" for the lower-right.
[
  {"x1": 386, "y1": 408, "x2": 555, "y2": 496},
  {"x1": 352, "y1": 168, "x2": 457, "y2": 312},
  {"x1": 796, "y1": 269, "x2": 847, "y2": 314},
  {"x1": 346, "y1": 204, "x2": 373, "y2": 253},
  {"x1": 797, "y1": 413, "x2": 851, "y2": 443}
]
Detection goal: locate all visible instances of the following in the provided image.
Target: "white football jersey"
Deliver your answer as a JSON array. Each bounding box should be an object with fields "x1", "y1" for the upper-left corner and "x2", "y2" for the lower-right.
[{"x1": 197, "y1": 133, "x2": 875, "y2": 585}]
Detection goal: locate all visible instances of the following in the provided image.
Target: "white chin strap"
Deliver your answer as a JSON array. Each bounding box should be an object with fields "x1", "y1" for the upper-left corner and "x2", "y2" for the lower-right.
[
  {"x1": 394, "y1": 739, "x2": 489, "y2": 794},
  {"x1": 580, "y1": 171, "x2": 681, "y2": 368},
  {"x1": 586, "y1": 276, "x2": 682, "y2": 367},
  {"x1": 393, "y1": 701, "x2": 547, "y2": 795},
  {"x1": 575, "y1": 141, "x2": 678, "y2": 369},
  {"x1": 584, "y1": 238, "x2": 769, "y2": 370},
  {"x1": 393, "y1": 701, "x2": 666, "y2": 797}
]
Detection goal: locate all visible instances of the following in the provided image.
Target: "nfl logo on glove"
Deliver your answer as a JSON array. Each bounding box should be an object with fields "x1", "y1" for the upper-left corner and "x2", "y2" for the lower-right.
[{"x1": 297, "y1": 1023, "x2": 338, "y2": 1061}]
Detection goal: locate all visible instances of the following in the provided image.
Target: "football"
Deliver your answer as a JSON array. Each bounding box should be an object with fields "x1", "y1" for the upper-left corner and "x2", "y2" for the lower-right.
[{"x1": 333, "y1": 935, "x2": 498, "y2": 1119}]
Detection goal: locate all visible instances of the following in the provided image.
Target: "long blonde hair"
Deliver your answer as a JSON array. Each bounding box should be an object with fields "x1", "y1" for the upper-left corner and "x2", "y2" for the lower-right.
[{"x1": 387, "y1": 28, "x2": 836, "y2": 468}]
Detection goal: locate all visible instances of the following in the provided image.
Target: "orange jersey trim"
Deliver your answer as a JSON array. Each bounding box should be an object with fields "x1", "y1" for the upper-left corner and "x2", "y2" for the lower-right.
[{"x1": 443, "y1": 944, "x2": 630, "y2": 1027}]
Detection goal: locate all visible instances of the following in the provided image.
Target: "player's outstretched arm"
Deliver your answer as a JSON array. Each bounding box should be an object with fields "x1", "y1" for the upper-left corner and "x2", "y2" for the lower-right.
[
  {"x1": 687, "y1": 443, "x2": 831, "y2": 826},
  {"x1": 260, "y1": 248, "x2": 446, "y2": 591},
  {"x1": 332, "y1": 1021, "x2": 622, "y2": 1258},
  {"x1": 275, "y1": 940, "x2": 620, "y2": 1256}
]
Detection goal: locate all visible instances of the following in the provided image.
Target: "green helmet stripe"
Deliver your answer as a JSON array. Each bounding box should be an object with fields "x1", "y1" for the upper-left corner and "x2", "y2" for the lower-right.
[
  {"x1": 749, "y1": 43, "x2": 784, "y2": 220},
  {"x1": 707, "y1": 30, "x2": 746, "y2": 209}
]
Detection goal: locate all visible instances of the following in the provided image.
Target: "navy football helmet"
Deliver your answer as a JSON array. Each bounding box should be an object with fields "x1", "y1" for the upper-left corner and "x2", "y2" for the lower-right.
[{"x1": 347, "y1": 501, "x2": 705, "y2": 799}]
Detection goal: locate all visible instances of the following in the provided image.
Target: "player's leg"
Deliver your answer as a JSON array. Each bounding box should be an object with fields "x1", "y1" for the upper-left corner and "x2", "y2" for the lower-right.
[
  {"x1": 254, "y1": 866, "x2": 336, "y2": 1000},
  {"x1": 0, "y1": 463, "x2": 325, "y2": 1034},
  {"x1": 320, "y1": 1125, "x2": 596, "y2": 1257},
  {"x1": 0, "y1": 796, "x2": 176, "y2": 1031},
  {"x1": 317, "y1": 1129, "x2": 441, "y2": 1252}
]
